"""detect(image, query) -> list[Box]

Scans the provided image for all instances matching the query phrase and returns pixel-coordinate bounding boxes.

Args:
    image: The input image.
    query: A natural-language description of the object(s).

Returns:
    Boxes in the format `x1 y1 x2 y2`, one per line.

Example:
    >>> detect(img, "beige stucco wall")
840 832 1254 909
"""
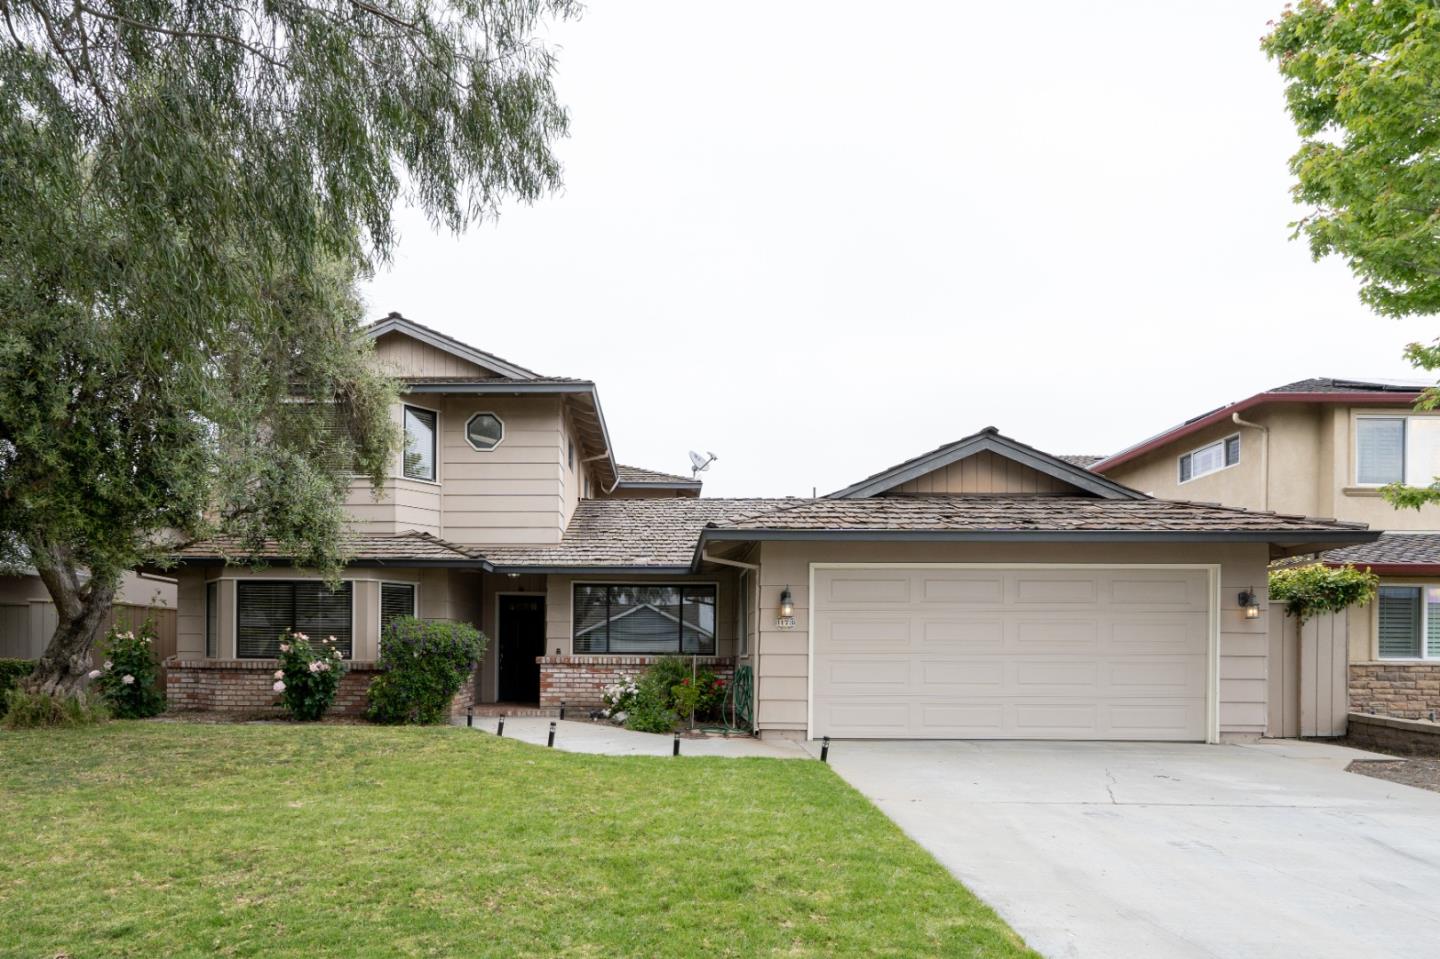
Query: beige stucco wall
748 540 1273 738
1104 403 1440 529
892 450 1079 495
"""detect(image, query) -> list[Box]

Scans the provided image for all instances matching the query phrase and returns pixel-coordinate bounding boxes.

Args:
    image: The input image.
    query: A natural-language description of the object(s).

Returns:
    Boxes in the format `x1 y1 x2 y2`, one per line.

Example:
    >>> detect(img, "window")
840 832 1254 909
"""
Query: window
1376 585 1440 660
464 411 504 451
572 584 717 654
236 581 353 658
1356 416 1440 487
1178 433 1240 483
205 581 219 658
380 582 416 633
403 406 437 481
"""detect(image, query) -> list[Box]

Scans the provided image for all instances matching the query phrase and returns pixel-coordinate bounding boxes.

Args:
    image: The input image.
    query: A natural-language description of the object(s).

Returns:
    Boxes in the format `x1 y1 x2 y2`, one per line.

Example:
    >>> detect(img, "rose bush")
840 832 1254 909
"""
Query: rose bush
92 620 166 719
275 631 345 721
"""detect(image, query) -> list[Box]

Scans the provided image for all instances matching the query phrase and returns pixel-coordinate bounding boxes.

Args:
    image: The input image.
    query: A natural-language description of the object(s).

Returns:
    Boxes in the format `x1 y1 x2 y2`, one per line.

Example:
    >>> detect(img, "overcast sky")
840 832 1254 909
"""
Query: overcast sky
362 1 1436 498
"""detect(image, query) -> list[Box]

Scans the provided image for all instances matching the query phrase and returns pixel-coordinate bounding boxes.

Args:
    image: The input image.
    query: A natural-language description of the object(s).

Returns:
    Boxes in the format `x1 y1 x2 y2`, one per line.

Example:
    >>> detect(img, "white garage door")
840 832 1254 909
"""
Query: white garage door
812 566 1213 741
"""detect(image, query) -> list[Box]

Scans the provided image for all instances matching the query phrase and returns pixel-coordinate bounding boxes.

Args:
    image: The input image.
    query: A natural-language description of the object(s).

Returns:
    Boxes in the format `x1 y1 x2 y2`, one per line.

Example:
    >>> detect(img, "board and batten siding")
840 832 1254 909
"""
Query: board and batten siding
373 331 494 379
889 450 1081 495
750 541 1274 739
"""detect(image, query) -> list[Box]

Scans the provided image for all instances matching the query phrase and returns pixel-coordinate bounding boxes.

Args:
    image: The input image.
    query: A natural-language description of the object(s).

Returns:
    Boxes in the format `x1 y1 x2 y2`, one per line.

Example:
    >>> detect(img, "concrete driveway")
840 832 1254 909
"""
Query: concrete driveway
821 739 1440 959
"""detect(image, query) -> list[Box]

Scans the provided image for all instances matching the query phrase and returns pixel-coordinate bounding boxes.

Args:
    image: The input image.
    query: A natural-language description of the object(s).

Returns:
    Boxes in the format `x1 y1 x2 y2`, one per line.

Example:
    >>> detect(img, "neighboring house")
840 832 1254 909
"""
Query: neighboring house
1091 377 1440 723
160 322 1374 741
0 568 177 660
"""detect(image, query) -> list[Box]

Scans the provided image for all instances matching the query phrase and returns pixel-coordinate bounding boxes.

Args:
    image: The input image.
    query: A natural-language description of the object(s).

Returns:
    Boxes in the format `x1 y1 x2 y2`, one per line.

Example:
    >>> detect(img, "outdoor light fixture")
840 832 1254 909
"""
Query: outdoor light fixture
779 587 794 618
1238 589 1261 620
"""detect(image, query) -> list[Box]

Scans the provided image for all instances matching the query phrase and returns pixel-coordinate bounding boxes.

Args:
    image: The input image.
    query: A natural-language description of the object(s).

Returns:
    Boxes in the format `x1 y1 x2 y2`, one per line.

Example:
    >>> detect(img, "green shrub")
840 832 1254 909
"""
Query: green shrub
367 617 485 725
276 631 346 721
1269 563 1380 624
91 620 166 719
619 656 728 732
2 688 109 729
0 659 32 717
624 696 676 733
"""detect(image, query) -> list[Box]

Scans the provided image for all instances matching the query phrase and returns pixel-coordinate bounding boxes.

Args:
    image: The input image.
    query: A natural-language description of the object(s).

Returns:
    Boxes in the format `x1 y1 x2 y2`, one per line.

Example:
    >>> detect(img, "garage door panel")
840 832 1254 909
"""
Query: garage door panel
1015 577 1098 605
920 618 1004 651
919 576 1004 604
822 575 910 605
916 659 1005 690
813 566 1213 741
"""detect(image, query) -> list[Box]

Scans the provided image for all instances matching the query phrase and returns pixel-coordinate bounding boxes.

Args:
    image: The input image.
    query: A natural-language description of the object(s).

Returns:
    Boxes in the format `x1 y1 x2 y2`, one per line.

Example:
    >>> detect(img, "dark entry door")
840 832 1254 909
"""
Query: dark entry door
497 595 546 703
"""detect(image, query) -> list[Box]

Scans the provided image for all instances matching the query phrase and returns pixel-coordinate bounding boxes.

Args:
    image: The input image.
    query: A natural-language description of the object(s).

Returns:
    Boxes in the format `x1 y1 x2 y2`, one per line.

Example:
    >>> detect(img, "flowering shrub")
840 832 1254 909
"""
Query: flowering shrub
275 631 345 721
618 656 728 732
600 675 639 719
92 620 166 719
367 617 485 724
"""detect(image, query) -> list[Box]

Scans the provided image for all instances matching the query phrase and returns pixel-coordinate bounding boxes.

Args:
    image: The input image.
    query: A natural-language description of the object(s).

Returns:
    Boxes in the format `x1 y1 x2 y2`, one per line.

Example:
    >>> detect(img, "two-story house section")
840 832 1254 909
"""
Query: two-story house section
1091 377 1440 720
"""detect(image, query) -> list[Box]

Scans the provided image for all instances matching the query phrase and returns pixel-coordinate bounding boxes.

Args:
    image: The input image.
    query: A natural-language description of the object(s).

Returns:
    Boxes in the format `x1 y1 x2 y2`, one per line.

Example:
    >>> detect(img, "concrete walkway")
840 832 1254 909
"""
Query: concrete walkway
822 738 1440 959
455 715 808 758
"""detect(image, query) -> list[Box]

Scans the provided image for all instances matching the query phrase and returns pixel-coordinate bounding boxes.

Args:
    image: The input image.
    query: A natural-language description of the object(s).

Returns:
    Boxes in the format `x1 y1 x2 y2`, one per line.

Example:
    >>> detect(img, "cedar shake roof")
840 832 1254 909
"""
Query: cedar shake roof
1058 454 1104 468
480 498 794 570
172 531 479 565
1320 532 1440 570
615 464 701 486
705 495 1370 535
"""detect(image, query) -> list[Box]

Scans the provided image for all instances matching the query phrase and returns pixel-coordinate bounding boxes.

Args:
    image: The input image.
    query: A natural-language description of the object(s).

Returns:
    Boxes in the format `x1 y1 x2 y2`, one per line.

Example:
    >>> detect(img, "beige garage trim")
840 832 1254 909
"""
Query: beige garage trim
808 564 1221 742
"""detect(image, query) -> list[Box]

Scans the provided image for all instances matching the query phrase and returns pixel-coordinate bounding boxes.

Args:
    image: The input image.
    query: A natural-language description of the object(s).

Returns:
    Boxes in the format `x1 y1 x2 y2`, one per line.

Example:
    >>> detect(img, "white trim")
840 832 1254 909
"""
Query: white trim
568 580 722 656
1178 433 1240 485
402 401 442 482
463 410 506 452
805 562 1222 744
1353 413 1407 487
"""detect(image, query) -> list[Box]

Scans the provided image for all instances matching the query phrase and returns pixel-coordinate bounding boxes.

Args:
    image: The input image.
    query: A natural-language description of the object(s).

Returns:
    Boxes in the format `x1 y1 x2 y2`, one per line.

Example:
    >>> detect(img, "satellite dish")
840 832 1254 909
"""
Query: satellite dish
688 450 718 477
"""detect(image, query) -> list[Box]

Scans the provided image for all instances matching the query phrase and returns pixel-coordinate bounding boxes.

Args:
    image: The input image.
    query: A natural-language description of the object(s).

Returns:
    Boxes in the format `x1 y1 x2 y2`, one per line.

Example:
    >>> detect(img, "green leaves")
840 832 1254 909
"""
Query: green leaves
1263 0 1440 318
1268 562 1379 624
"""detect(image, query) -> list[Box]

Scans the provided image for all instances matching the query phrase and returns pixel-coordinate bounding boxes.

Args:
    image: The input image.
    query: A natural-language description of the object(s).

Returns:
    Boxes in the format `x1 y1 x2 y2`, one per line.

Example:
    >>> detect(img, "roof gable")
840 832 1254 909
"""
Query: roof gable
829 428 1147 500
366 313 538 381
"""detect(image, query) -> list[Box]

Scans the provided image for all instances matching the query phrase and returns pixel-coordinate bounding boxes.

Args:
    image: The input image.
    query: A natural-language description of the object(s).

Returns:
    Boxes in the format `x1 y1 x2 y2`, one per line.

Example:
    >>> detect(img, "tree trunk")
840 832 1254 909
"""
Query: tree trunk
22 543 118 698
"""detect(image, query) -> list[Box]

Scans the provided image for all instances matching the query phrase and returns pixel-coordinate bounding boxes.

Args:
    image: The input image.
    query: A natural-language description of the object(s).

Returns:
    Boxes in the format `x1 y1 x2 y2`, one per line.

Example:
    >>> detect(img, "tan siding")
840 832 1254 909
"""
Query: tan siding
752 540 1272 737
890 450 1077 495
373 331 491 378
438 395 564 546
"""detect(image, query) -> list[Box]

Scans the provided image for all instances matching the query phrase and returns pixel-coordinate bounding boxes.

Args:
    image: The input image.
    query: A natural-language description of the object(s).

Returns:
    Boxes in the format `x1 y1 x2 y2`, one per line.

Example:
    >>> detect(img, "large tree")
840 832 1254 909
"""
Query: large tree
0 0 575 695
1264 0 1440 506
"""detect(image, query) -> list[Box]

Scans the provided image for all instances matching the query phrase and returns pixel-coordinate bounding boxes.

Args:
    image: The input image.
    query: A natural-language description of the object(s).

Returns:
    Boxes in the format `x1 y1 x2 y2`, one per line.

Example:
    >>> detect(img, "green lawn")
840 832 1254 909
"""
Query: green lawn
0 723 1035 959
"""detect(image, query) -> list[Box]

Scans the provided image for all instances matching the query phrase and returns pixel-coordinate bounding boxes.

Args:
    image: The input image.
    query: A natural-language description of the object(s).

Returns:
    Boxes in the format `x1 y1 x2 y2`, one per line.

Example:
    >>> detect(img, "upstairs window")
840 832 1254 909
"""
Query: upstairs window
1377 585 1440 660
572 584 717 654
465 412 504 451
403 406 437 481
236 581 353 659
1356 416 1440 487
1179 434 1239 484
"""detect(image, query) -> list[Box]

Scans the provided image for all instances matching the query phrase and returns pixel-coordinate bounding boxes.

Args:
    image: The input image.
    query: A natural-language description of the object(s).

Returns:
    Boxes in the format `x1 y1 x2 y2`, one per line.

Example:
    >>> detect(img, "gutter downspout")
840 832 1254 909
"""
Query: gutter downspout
1232 412 1269 511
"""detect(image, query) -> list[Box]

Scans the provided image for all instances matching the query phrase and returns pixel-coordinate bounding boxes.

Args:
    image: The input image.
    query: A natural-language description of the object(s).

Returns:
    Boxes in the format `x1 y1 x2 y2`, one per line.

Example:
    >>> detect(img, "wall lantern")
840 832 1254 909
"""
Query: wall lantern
1238 589 1261 619
779 587 795 618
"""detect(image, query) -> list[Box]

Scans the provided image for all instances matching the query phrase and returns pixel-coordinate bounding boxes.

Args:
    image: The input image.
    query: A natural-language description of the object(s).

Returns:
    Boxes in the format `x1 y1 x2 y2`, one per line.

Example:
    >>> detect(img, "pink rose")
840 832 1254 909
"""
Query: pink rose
87 669 102 679
121 675 135 685
273 670 283 679
273 680 286 693
279 643 290 653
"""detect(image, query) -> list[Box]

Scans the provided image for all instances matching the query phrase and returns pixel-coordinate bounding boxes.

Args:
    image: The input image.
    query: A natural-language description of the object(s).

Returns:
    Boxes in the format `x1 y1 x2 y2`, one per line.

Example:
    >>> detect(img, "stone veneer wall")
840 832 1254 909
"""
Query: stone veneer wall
1350 663 1440 721
537 655 735 711
166 659 474 719
1345 712 1440 757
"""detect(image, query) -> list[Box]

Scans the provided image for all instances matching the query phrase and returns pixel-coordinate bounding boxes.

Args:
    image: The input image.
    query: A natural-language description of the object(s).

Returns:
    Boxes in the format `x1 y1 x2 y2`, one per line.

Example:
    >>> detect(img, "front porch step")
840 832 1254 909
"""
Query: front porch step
469 703 567 718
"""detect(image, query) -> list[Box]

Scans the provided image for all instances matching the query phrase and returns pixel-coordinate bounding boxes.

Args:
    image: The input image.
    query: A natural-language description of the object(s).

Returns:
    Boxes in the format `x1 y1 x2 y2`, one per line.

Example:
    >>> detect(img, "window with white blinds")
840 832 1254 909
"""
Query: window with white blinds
572 584 717 654
380 583 417 634
403 406 437 481
236 581 353 659
1357 417 1406 485
1375 585 1440 660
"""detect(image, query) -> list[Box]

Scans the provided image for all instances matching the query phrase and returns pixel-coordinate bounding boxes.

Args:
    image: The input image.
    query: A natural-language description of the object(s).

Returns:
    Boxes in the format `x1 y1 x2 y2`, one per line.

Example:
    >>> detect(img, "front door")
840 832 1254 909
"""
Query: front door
497 595 546 703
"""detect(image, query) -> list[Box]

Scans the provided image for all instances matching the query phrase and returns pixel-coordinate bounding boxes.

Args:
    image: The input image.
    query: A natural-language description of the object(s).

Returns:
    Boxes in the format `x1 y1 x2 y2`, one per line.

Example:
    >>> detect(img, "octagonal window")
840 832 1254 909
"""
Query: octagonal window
465 412 504 451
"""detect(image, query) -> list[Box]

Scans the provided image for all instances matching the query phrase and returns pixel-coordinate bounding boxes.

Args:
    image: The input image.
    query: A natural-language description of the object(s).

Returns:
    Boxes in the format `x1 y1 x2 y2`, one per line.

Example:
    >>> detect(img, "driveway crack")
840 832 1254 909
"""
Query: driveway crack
1105 767 1118 804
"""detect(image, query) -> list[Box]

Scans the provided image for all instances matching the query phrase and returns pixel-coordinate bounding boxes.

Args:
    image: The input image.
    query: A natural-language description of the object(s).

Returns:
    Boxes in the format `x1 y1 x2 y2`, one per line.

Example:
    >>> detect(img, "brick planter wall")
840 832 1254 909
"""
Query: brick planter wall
1345 712 1440 757
1349 663 1440 721
167 659 474 719
538 655 735 711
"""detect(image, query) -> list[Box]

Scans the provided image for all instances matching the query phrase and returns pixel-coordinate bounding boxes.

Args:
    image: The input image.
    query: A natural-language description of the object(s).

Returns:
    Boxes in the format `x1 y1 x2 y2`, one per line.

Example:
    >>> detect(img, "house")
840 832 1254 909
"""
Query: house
1090 377 1440 724
161 321 1375 741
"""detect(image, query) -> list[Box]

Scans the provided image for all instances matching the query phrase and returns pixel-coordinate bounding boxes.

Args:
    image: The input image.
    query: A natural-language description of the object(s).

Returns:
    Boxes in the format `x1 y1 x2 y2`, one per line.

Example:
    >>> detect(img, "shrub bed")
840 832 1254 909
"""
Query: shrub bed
603 656 728 733
367 617 485 725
